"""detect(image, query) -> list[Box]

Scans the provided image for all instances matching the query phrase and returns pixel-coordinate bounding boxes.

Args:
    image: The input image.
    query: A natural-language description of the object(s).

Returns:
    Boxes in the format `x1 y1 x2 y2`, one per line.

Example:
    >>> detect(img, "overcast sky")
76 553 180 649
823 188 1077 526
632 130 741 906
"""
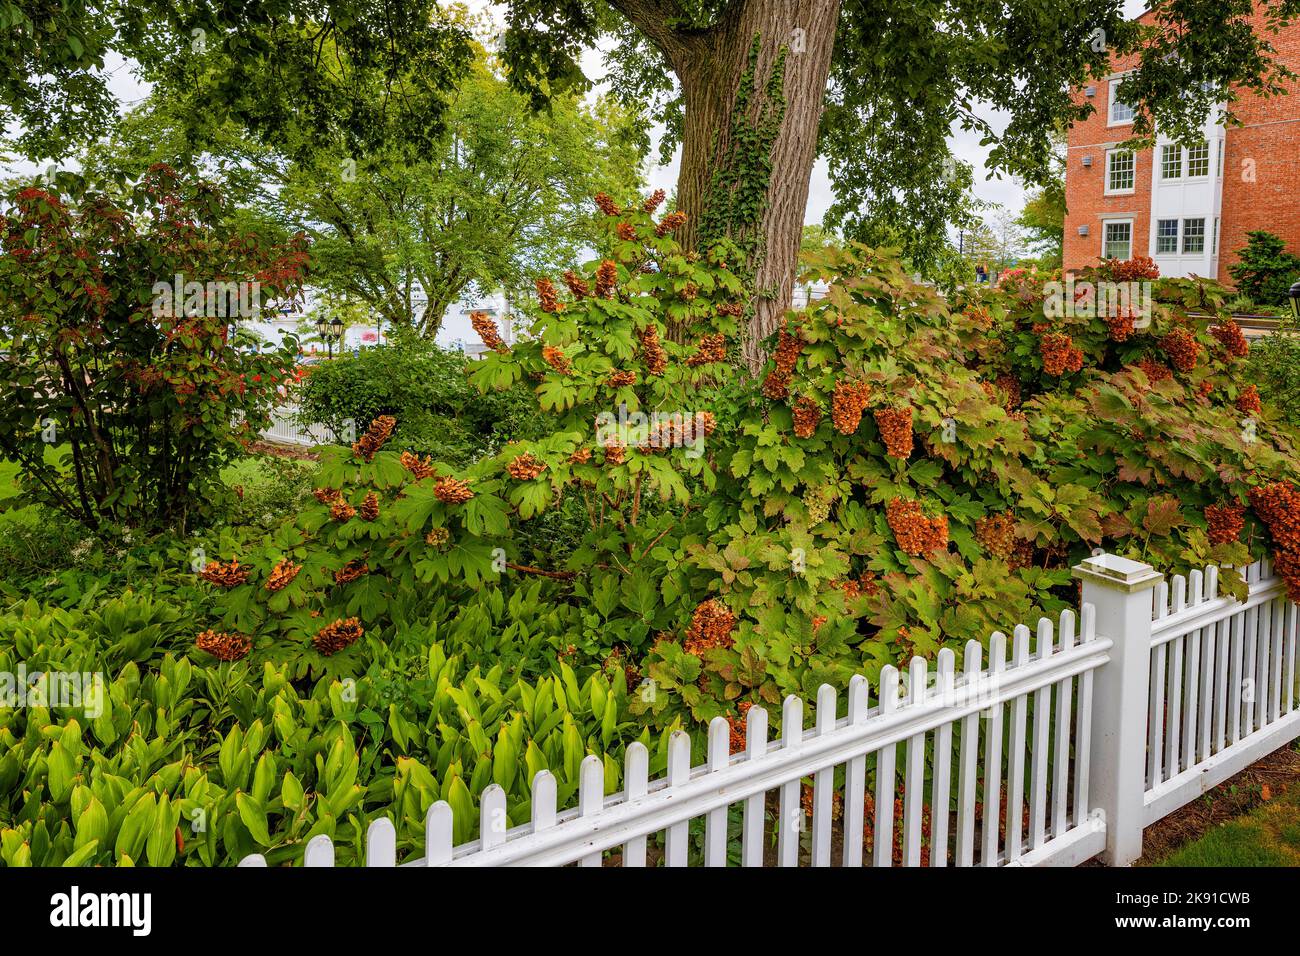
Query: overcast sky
4 0 1150 229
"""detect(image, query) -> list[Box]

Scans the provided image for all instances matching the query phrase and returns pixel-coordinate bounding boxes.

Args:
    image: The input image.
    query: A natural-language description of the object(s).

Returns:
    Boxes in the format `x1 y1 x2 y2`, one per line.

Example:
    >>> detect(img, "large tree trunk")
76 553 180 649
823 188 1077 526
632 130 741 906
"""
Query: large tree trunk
647 0 840 372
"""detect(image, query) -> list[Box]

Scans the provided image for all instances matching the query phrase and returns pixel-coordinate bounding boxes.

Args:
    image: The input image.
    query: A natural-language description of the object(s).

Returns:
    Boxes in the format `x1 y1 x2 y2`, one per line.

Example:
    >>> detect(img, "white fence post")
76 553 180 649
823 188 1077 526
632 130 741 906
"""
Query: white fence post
1072 552 1162 866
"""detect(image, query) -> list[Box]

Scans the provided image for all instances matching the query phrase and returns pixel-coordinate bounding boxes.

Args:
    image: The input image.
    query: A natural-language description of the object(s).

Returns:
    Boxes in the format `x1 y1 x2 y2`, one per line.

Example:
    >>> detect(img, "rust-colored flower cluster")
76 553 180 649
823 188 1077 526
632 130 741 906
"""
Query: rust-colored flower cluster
536 277 562 313
1248 483 1300 600
562 270 590 299
643 189 666 213
425 527 450 547
542 345 572 375
975 511 1018 558
762 329 802 400
359 491 379 521
313 617 364 655
725 701 754 751
964 306 992 330
1205 501 1245 545
683 599 736 656
686 333 727 367
607 370 636 388
1040 332 1083 376
334 558 369 584
352 415 396 461
616 222 637 242
1105 311 1135 342
831 380 871 435
569 447 592 465
433 476 474 504
834 571 881 606
264 557 302 592
196 629 252 662
400 451 437 480
639 323 668 375
330 498 357 521
1211 319 1250 358
886 498 949 556
507 453 546 480
595 260 618 299
1198 380 1214 401
655 211 687 237
874 406 914 458
994 373 1021 409
200 558 248 588
792 396 822 438
1237 384 1262 416
471 311 507 353
1135 357 1173 383
593 192 620 216
1160 327 1200 372
313 487 342 505
603 439 626 465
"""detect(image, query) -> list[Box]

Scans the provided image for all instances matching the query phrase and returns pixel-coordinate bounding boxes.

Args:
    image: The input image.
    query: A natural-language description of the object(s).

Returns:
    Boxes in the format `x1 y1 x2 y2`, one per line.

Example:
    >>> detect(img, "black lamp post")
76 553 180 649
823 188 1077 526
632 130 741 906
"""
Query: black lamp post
315 316 344 359
1289 281 1300 325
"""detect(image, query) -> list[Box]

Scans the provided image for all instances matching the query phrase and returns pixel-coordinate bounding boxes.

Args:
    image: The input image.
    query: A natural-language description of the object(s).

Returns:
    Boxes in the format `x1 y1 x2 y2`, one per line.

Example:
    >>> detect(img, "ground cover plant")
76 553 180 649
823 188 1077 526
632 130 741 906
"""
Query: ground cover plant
4 192 1300 866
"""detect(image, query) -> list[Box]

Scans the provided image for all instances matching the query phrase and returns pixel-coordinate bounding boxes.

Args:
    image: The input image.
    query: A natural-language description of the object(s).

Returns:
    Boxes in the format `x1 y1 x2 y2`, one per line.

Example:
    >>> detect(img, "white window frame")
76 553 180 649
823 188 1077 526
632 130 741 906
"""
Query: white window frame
1102 218 1135 260
1109 77 1135 126
1212 217 1220 256
1154 219 1179 255
1182 217 1206 255
1185 141 1211 179
1105 149 1136 195
1160 144 1182 180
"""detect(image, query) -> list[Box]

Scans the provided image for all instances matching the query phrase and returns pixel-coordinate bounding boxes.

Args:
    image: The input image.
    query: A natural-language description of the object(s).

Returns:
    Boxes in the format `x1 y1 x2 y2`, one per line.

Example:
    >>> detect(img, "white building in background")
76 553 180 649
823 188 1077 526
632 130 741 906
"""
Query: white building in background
235 286 517 359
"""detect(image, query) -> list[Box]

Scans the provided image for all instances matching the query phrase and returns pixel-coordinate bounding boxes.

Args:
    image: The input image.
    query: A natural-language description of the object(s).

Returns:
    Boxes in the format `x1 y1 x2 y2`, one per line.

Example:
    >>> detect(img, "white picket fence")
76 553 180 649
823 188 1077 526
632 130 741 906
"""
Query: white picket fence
260 404 337 447
239 552 1300 868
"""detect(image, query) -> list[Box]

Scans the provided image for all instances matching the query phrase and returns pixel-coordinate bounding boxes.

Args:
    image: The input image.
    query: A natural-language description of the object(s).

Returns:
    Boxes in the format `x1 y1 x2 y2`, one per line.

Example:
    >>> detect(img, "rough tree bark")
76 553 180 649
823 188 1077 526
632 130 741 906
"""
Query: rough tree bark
610 0 841 373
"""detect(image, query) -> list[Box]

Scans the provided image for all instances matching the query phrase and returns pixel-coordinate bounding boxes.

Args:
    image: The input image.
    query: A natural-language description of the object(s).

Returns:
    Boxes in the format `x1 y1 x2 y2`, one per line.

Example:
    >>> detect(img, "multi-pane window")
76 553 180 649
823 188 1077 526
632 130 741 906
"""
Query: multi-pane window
1161 145 1183 179
1110 79 1134 124
1104 221 1133 259
1156 219 1179 254
1186 142 1211 177
1217 139 1224 177
1213 218 1220 255
1107 150 1135 192
1183 217 1206 254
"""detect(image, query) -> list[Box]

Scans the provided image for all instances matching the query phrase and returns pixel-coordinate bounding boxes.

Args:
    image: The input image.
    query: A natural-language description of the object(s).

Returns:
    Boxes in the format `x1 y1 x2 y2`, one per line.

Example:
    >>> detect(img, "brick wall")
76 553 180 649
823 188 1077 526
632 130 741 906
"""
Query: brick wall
1063 7 1300 286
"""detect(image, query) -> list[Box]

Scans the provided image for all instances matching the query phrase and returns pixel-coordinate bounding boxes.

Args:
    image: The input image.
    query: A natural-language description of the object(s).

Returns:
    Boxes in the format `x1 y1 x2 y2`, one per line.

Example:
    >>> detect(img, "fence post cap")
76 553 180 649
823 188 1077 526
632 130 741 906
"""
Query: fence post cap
1071 552 1162 592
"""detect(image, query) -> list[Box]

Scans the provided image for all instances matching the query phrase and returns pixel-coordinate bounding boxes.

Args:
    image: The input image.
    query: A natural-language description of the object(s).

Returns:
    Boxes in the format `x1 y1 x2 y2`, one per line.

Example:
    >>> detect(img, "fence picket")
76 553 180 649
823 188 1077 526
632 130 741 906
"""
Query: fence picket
980 633 1006 867
1073 603 1096 827
1244 604 1259 735
705 717 731 867
1029 618 1054 850
425 802 453 866
930 650 955 867
621 746 648 866
777 696 803 867
481 784 508 853
954 643 981 867
1257 599 1273 731
903 658 928 867
664 731 691 867
873 666 900 867
304 834 335 868
1271 599 1285 724
811 685 838 867
1052 611 1075 838
578 757 604 867
1182 572 1202 769
742 706 769 867
366 817 397 867
843 676 869 868
1287 602 1297 715
1005 626 1030 862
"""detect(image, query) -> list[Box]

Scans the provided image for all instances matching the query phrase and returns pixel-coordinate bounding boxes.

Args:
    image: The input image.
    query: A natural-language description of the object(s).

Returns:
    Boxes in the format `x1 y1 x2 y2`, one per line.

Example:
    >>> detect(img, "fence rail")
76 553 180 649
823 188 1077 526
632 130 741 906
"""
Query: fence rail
240 552 1300 868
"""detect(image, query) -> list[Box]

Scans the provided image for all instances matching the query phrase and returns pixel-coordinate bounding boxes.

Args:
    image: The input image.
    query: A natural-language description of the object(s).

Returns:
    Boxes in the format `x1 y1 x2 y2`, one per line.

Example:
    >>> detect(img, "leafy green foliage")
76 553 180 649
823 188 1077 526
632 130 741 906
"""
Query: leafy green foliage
1229 231 1300 307
0 167 307 534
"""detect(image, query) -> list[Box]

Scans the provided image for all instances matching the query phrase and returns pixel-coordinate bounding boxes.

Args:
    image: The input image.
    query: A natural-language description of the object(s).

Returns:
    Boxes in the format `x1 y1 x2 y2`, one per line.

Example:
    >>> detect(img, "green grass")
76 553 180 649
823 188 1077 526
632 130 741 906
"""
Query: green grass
1158 780 1300 867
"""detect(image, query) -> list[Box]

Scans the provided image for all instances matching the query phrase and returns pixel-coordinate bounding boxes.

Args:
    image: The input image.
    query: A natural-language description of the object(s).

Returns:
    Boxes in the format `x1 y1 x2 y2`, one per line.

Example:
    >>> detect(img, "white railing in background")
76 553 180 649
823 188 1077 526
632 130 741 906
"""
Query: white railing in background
239 553 1300 868
260 404 337 447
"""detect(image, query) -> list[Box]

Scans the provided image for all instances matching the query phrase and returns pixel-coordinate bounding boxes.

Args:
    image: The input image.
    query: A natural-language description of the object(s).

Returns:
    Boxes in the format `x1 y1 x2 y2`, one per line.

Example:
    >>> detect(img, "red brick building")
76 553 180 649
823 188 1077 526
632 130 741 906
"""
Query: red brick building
1063 7 1300 284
